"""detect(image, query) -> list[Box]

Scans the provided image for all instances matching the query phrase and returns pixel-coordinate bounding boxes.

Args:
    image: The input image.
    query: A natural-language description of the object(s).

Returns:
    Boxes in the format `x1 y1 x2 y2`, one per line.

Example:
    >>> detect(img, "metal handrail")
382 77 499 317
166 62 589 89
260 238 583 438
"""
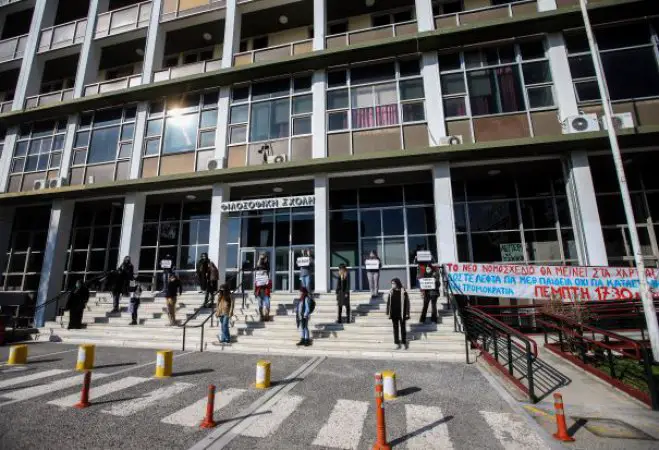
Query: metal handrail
434 0 537 26
466 305 538 357
160 0 226 21
325 19 417 46
233 37 313 65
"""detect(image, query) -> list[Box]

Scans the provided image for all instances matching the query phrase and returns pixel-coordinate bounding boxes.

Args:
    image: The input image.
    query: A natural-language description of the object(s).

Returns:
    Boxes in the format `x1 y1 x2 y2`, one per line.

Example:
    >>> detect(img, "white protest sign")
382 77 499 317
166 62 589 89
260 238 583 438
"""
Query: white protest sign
365 259 380 271
255 271 270 287
161 260 172 269
416 251 433 262
296 257 310 267
419 278 436 290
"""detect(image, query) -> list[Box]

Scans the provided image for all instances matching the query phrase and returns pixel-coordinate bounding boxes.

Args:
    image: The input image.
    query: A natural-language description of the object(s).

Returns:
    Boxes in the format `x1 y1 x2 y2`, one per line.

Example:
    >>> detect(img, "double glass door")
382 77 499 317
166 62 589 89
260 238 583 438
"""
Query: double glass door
240 246 312 292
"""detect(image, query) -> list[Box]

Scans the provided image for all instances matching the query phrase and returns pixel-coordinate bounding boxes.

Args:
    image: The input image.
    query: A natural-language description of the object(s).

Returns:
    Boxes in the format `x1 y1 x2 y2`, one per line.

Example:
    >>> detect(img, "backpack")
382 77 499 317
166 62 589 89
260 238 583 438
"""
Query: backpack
308 296 316 314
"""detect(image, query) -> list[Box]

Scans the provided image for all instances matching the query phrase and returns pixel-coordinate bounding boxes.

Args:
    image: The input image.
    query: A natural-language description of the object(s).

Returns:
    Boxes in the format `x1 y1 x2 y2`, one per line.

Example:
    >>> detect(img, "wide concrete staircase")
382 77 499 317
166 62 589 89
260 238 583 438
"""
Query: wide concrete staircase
37 291 467 361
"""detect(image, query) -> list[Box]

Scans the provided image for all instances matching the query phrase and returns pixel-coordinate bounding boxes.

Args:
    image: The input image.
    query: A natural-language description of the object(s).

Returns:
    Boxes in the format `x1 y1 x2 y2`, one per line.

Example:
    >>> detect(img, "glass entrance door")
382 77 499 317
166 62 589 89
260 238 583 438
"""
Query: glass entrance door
240 248 272 291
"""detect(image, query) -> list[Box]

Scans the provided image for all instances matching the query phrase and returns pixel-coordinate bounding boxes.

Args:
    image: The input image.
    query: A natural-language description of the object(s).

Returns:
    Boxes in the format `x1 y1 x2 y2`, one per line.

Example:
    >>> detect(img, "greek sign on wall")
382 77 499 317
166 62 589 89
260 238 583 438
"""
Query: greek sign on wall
220 195 315 212
500 243 524 262
444 262 659 301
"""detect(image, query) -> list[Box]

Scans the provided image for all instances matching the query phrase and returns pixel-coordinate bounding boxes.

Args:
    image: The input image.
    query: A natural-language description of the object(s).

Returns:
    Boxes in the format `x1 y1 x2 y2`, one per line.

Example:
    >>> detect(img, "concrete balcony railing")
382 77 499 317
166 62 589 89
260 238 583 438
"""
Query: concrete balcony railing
434 0 538 29
0 33 28 63
38 19 87 53
153 57 222 82
161 0 226 22
95 1 152 39
0 100 12 113
326 20 417 49
83 74 142 96
25 88 74 109
0 0 25 7
233 38 313 66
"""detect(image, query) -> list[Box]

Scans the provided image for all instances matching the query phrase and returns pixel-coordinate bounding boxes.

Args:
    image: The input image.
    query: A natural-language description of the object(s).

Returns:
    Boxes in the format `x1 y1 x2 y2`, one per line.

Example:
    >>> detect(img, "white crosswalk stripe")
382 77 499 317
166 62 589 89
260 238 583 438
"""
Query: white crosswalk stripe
479 411 548 450
312 399 369 449
239 394 305 438
48 376 149 408
0 369 69 391
161 388 246 427
102 382 194 417
2 372 110 401
405 404 454 450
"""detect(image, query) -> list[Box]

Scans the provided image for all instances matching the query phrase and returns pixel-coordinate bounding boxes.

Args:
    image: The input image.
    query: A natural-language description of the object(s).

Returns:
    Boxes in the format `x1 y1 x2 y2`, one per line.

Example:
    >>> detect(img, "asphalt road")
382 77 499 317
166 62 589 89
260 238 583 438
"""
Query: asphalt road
0 343 553 450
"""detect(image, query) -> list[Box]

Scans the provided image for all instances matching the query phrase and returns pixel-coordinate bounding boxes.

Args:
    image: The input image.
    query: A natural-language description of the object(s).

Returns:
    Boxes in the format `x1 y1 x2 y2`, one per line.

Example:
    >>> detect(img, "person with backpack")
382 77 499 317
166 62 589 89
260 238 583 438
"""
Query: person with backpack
67 280 89 330
335 264 350 324
215 284 235 344
165 273 183 326
296 286 314 346
129 283 142 326
386 278 410 350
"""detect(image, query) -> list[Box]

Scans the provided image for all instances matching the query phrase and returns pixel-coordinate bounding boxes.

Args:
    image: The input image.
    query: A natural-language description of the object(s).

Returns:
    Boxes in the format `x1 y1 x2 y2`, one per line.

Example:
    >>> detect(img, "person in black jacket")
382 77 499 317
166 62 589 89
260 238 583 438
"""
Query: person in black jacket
386 278 410 350
166 273 183 326
67 280 89 329
419 265 440 324
335 264 350 324
197 253 210 293
112 256 134 312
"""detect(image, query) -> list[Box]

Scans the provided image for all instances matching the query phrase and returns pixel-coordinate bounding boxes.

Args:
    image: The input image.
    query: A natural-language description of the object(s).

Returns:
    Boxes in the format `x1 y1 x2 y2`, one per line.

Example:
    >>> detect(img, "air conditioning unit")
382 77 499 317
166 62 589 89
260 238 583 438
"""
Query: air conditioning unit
207 158 223 170
602 112 634 130
33 179 47 191
438 135 463 146
48 177 68 189
266 154 287 164
563 114 600 134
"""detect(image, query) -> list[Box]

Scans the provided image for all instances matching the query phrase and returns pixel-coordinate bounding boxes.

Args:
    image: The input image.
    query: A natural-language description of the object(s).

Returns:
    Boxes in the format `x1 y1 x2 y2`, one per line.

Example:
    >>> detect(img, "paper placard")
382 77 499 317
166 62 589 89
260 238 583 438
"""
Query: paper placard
365 260 380 270
416 251 433 262
419 278 436 290
161 260 172 269
255 271 269 287
296 256 310 267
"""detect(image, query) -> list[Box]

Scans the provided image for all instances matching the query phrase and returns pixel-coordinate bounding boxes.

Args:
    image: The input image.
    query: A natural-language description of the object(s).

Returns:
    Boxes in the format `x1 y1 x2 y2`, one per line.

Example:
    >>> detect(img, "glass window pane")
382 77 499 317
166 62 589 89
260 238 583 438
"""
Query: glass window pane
293 117 311 135
252 78 290 100
226 243 238 269
327 70 347 88
360 186 403 207
250 102 270 142
527 86 554 108
94 108 123 127
383 237 406 265
441 73 465 95
203 91 219 106
407 235 436 264
88 251 106 271
121 123 135 141
602 48 659 100
200 109 218 128
291 214 314 245
14 141 28 157
243 216 274 247
8 253 27 272
519 40 545 60
399 59 421 77
24 156 38 171
471 231 522 263
118 142 132 159
522 61 552 84
362 238 383 263
329 190 357 209
230 105 248 124
351 62 395 84
439 53 461 71
147 119 163 137
36 155 48 171
292 95 312 114
199 130 216 148
138 248 156 270
163 114 198 153
328 112 348 131
144 139 160 156
26 252 43 273
271 99 290 139
327 89 349 110
407 207 435 235
360 210 381 237
443 97 467 117
49 152 62 168
575 81 600 102
88 126 120 164
69 251 87 271
469 201 520 231
568 55 595 79
525 230 562 262
520 199 556 228
229 125 247 143
468 68 525 115
92 227 109 248
52 134 65 150
402 102 425 122
75 131 90 148
293 75 312 92
382 209 404 235
399 79 424 100
159 222 179 246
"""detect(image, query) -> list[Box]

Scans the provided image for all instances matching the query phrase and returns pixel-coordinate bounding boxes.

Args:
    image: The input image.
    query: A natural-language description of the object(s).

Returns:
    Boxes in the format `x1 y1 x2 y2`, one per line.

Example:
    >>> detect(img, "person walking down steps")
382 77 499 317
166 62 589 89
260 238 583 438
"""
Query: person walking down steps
296 286 313 347
129 283 142 326
386 278 410 350
66 280 89 330
335 264 350 324
166 273 182 326
215 284 235 344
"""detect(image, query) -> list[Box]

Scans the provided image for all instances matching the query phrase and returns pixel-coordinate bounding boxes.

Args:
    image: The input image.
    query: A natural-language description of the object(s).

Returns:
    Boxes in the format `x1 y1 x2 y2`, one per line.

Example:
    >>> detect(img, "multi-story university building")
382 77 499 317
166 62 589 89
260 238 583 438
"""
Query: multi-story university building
0 0 657 326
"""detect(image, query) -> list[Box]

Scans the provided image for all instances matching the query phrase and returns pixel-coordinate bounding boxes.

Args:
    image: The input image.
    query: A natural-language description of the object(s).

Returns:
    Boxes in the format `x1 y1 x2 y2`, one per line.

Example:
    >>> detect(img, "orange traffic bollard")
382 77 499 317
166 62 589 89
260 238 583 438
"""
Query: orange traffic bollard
372 372 392 450
552 393 575 442
74 371 92 409
200 384 217 429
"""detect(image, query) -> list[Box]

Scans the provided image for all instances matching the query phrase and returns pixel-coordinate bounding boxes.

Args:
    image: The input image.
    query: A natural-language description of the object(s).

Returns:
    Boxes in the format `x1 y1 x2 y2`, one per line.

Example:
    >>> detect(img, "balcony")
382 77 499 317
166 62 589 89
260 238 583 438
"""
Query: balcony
83 74 142 96
434 0 538 29
161 0 226 22
24 89 74 109
0 100 12 113
38 19 87 53
233 38 313 66
95 1 152 39
326 19 417 49
0 34 28 63
0 0 24 6
153 57 221 82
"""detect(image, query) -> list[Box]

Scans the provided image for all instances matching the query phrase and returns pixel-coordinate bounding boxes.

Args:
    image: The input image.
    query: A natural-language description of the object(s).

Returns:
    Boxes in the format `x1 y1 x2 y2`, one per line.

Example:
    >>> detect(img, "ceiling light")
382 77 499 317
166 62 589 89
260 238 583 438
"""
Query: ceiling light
365 0 375 6
273 187 284 193
373 178 385 185
488 169 501 176
111 201 122 207
135 48 144 56
279 15 288 24
186 194 197 200
202 32 212 41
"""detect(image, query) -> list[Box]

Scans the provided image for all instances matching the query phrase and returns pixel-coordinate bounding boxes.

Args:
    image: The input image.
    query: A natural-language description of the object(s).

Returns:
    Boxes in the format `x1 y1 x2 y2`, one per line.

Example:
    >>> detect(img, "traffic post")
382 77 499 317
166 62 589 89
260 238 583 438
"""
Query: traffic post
372 372 392 450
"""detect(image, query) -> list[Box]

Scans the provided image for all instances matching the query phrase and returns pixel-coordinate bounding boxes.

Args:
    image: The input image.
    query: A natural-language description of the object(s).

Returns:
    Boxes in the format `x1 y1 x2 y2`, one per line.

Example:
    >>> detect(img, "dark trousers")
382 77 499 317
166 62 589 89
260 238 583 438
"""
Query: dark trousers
69 307 83 329
392 318 407 344
337 295 350 323
204 281 218 306
130 299 140 324
112 292 121 311
420 291 438 323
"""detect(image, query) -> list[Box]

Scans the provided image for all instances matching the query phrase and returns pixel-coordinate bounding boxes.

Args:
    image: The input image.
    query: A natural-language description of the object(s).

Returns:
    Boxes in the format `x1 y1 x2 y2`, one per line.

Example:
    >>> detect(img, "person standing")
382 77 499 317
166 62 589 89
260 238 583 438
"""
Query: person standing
256 253 270 272
299 249 313 291
365 250 381 297
166 273 183 326
197 253 210 293
296 286 312 346
67 280 89 330
112 256 134 312
335 264 350 324
419 265 440 324
159 254 174 293
386 278 410 350
129 283 142 326
204 261 219 308
215 284 235 344
254 272 272 322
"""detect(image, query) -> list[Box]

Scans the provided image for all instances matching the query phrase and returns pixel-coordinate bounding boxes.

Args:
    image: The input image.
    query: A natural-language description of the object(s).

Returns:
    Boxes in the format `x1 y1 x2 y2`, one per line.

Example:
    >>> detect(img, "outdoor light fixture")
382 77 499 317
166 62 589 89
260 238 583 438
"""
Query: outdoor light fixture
365 0 375 7
202 32 213 41
135 48 144 56
185 194 197 201
373 178 385 185
488 169 501 176
273 187 284 193
279 15 288 24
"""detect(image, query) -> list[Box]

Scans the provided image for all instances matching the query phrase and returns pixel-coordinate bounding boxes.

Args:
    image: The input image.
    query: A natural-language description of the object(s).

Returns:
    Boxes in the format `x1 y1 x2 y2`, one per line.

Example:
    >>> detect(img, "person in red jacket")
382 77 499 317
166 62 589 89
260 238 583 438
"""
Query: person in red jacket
254 273 272 322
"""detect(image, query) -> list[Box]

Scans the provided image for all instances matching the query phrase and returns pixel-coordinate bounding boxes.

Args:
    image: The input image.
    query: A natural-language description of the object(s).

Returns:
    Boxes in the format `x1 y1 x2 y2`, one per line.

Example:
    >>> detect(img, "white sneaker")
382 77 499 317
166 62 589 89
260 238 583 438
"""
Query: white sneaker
395 344 401 350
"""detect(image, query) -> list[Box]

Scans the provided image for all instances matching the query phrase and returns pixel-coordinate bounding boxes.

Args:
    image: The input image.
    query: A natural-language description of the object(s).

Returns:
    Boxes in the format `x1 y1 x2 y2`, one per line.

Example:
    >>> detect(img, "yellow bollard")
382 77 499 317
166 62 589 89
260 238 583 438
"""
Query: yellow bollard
255 360 271 389
154 350 173 378
75 344 95 371
382 370 397 400
7 345 28 365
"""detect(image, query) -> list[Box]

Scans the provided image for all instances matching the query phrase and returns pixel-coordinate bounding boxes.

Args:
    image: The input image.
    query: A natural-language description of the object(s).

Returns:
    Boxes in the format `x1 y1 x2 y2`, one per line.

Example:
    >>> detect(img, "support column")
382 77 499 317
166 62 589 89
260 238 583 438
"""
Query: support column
421 53 446 146
129 103 149 178
141 0 165 84
0 206 16 280
566 151 608 266
314 175 329 292
215 87 231 165
547 32 578 122
313 0 326 51
0 127 18 192
117 193 146 269
35 200 75 327
311 70 327 158
59 114 79 180
73 0 108 98
221 0 241 69
433 163 457 263
414 0 435 32
209 184 230 282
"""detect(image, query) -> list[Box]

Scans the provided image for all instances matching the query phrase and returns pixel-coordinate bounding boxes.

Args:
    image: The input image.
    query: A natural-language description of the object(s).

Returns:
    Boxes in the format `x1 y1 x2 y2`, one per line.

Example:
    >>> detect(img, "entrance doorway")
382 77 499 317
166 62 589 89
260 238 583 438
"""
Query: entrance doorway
239 248 272 291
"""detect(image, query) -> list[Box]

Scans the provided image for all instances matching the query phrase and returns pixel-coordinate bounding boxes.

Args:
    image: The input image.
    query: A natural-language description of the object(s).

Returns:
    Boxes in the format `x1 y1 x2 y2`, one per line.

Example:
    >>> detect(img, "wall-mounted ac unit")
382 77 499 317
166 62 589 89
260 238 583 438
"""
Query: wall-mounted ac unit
602 112 634 130
563 114 600 133
266 154 287 164
438 135 463 146
33 179 47 191
207 158 223 170
48 177 68 189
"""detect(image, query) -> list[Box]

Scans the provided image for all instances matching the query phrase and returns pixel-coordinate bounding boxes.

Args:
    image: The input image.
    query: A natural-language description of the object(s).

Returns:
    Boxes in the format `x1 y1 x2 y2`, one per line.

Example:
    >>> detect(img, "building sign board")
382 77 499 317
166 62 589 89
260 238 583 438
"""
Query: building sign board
500 243 524 262
220 195 315 212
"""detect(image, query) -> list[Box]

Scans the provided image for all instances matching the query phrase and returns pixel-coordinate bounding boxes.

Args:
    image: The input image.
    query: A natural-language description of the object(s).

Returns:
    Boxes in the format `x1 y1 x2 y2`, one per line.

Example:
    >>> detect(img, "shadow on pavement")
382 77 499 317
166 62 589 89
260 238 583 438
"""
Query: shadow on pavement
389 415 454 447
171 368 214 377
397 386 422 397
94 362 137 369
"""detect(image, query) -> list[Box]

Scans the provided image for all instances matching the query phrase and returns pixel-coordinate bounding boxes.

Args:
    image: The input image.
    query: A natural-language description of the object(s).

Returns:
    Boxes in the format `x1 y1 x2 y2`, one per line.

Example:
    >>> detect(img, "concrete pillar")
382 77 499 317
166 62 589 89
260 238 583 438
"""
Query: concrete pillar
547 32 578 122
421 53 446 146
566 151 608 266
0 127 18 192
214 87 231 165
0 206 16 279
221 0 241 69
59 114 78 180
11 0 56 110
314 175 329 292
415 0 435 32
141 0 165 84
433 163 457 263
537 0 557 11
129 103 149 178
209 184 230 282
73 0 109 98
311 70 327 158
35 200 75 327
313 0 326 51
117 193 146 269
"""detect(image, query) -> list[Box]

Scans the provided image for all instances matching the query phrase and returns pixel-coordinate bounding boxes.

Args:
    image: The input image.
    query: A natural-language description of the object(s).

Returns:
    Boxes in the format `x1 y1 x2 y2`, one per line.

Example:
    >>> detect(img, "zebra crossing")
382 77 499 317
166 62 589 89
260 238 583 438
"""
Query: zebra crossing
0 368 548 449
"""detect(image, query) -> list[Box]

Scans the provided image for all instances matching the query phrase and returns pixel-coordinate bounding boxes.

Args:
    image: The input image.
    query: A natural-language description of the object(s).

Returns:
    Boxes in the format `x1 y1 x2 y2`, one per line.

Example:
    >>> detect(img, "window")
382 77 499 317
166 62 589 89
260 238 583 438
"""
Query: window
432 1 463 15
326 58 425 132
105 64 134 80
372 8 414 27
328 21 348 35
11 119 67 175
440 38 554 117
228 75 312 145
164 47 215 68
72 106 136 167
